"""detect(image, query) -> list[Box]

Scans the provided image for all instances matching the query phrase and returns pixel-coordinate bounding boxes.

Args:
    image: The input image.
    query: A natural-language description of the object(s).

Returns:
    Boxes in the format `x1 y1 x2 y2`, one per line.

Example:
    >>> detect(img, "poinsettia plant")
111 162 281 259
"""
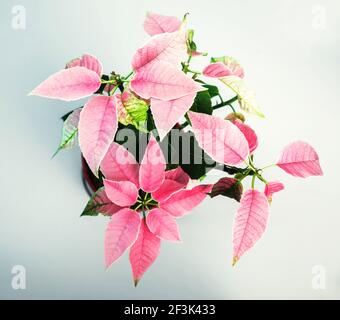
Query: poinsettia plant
30 12 323 285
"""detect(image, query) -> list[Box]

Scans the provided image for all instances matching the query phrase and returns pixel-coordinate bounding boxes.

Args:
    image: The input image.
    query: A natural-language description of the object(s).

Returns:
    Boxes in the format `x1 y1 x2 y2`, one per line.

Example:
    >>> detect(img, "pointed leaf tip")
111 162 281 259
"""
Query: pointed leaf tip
232 256 238 267
134 279 140 287
30 66 101 101
277 141 323 178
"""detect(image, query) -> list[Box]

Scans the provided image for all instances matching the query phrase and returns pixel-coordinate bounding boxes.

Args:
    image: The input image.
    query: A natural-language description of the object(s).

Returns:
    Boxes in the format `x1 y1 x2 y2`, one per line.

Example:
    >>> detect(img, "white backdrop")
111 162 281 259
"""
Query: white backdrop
0 0 339 299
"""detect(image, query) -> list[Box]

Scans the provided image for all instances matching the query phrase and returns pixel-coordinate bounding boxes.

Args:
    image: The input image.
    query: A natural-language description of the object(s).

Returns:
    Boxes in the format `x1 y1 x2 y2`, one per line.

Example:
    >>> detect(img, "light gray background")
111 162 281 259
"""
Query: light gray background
0 0 339 299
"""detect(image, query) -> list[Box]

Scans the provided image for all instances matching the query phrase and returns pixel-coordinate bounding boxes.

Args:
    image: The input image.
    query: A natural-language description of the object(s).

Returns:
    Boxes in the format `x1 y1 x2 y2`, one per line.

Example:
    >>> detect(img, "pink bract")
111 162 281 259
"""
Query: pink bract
78 95 118 177
102 136 211 282
130 61 203 101
277 141 323 178
203 61 244 79
264 181 285 204
151 93 196 140
66 54 103 77
143 12 182 36
129 220 161 285
188 111 249 166
30 66 101 101
232 119 258 154
132 31 187 70
232 189 269 264
105 208 141 268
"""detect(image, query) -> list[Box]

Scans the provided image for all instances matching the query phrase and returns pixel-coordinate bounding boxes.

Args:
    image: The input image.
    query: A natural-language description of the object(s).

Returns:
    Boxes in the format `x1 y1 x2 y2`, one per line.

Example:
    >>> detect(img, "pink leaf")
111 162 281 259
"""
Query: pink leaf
147 208 181 241
143 12 181 36
277 141 323 178
232 190 269 264
150 93 196 140
160 184 212 217
132 31 187 70
103 179 138 207
78 96 118 176
188 111 249 166
164 167 190 186
129 220 161 286
66 54 103 76
30 66 101 101
232 119 258 154
152 167 190 202
130 61 203 101
151 179 184 202
203 62 236 78
139 135 166 193
203 59 244 79
105 208 141 268
101 142 139 187
264 181 285 204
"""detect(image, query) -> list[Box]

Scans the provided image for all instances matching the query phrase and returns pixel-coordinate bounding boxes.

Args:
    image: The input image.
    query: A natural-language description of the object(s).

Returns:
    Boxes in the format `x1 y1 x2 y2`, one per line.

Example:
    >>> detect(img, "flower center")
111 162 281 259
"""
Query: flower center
130 190 158 212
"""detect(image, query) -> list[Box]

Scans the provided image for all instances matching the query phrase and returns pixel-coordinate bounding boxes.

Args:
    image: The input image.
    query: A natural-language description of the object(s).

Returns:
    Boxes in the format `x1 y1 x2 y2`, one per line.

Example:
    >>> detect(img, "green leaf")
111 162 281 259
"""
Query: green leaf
202 84 219 97
190 91 212 115
81 187 118 216
220 76 265 118
53 108 82 157
186 29 197 52
118 90 149 130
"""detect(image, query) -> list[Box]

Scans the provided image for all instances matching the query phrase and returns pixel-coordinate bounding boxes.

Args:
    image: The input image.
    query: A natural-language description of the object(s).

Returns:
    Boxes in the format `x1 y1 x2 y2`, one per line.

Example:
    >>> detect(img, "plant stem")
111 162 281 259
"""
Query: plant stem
261 164 276 171
122 71 134 80
212 95 238 111
251 174 256 189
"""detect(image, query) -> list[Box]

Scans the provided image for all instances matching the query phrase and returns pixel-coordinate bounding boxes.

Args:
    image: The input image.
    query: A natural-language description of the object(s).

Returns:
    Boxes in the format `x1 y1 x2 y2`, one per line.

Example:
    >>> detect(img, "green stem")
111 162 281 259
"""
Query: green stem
212 96 238 111
261 164 276 171
109 85 119 96
122 71 134 80
251 174 256 189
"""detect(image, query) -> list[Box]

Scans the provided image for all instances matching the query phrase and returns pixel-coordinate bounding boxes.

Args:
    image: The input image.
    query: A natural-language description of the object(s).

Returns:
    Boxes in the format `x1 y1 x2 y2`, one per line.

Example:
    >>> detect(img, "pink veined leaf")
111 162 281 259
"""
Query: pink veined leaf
103 179 139 207
202 62 241 78
232 190 269 265
66 54 103 76
232 119 258 154
130 61 203 101
78 96 118 177
276 141 323 178
188 111 249 166
208 56 245 78
152 166 190 202
129 220 161 286
160 184 212 217
132 31 187 70
105 208 141 268
264 181 285 204
29 66 101 101
164 167 190 186
139 135 166 193
81 188 123 216
143 12 182 36
152 179 184 202
150 93 196 140
146 208 181 242
101 142 140 187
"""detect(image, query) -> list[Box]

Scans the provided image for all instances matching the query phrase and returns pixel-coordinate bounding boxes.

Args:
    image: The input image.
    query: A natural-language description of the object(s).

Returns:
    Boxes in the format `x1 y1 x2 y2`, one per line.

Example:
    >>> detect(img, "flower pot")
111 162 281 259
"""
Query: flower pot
81 156 103 196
